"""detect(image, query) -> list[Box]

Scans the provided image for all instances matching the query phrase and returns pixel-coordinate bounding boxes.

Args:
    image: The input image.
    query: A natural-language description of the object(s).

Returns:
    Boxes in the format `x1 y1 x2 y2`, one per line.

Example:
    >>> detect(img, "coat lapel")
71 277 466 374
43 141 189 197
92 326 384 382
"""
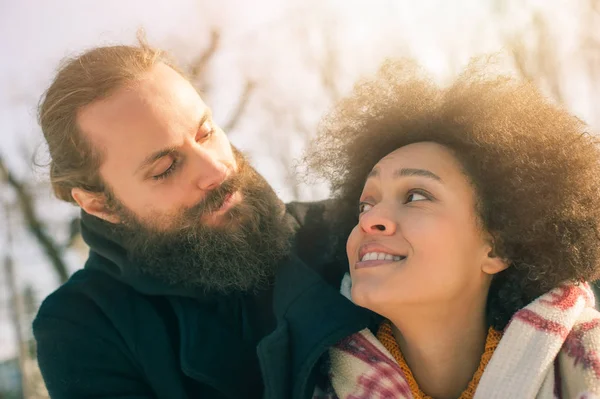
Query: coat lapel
259 256 374 399
169 297 262 399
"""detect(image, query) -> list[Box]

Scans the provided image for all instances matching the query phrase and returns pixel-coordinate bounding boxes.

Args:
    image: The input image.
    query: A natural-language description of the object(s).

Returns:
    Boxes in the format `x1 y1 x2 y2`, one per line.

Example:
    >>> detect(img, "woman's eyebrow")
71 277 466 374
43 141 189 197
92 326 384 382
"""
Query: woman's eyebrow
394 168 442 181
367 167 442 182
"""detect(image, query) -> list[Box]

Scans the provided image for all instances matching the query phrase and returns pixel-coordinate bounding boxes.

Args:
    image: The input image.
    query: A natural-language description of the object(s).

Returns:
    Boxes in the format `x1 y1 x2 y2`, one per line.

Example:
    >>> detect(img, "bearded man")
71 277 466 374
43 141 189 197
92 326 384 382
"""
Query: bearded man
33 43 372 399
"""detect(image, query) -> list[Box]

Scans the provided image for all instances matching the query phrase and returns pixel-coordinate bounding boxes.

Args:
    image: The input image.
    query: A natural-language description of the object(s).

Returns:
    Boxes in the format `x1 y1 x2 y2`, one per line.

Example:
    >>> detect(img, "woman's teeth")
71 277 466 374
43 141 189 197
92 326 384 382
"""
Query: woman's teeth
360 252 405 262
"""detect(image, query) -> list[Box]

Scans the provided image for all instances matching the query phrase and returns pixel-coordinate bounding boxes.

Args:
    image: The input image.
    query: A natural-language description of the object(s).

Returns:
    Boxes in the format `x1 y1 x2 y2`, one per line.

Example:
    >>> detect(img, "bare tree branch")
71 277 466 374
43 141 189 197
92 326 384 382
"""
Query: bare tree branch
188 30 220 85
4 206 34 399
0 155 69 283
507 37 534 82
320 29 341 102
223 80 256 132
532 14 565 104
505 13 565 105
296 20 342 103
66 216 82 248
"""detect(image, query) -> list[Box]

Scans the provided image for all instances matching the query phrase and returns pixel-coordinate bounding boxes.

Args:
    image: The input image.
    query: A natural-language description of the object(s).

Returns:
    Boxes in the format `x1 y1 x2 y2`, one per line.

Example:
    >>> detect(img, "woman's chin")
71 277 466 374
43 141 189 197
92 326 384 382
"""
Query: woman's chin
350 280 397 313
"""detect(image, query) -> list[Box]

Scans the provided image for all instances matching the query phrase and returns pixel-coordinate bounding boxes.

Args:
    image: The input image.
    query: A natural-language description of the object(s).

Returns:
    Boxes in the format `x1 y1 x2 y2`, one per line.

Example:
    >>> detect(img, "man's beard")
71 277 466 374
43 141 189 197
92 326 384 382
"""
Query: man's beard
106 150 293 295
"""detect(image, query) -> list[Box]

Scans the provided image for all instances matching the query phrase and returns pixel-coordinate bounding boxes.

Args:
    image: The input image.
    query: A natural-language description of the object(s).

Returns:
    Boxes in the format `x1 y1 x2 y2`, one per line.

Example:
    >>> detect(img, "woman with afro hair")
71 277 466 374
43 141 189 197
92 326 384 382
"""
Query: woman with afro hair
306 60 600 398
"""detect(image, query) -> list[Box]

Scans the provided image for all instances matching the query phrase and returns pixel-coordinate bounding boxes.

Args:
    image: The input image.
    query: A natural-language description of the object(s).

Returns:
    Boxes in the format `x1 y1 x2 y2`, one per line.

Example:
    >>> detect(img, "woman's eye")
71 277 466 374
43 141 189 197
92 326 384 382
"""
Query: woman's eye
359 202 373 213
406 191 429 203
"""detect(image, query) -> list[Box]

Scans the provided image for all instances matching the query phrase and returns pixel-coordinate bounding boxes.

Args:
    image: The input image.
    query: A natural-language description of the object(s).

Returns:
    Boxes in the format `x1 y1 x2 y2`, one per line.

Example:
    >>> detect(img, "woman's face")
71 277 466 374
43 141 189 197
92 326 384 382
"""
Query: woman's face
346 142 506 316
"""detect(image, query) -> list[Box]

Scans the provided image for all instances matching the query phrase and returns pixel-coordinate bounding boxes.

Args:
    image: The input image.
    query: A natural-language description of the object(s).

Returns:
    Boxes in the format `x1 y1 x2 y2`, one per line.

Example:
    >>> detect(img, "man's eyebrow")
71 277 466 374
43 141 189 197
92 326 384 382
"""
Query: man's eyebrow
135 147 177 175
135 108 213 175
366 167 442 182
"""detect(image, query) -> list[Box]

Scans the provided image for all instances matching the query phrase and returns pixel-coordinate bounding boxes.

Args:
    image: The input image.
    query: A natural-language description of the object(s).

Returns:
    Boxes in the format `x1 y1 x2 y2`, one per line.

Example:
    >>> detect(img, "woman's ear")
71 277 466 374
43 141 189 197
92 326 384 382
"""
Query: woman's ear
481 249 509 275
72 187 120 224
481 233 509 275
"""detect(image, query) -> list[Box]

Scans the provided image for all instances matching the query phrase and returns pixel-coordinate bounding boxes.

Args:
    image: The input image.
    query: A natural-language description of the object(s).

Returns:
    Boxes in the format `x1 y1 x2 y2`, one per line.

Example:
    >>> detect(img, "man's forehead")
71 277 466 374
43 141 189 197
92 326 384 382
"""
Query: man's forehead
76 64 205 153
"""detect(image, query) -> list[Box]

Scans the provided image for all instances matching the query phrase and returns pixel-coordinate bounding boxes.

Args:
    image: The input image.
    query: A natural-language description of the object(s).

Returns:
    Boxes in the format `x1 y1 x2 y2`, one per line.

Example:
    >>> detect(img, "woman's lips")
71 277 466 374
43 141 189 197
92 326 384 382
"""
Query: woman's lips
356 243 406 270
355 257 406 270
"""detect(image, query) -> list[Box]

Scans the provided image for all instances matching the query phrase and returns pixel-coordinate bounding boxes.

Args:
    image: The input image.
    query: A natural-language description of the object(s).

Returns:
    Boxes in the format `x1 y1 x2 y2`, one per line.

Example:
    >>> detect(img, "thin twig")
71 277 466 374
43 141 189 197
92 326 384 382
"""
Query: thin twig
223 80 256 132
0 155 68 283
188 30 221 82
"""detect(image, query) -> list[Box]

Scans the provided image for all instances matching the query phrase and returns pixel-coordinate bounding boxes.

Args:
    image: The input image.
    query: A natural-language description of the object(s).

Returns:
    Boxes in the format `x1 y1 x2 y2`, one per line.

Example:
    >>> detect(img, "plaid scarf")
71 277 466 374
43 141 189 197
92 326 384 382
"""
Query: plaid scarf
319 281 600 399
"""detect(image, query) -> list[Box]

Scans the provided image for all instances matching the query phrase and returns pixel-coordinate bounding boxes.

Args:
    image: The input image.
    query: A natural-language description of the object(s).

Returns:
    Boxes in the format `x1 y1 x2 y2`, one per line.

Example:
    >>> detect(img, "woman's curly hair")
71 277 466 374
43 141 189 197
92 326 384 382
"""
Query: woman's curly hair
305 59 600 330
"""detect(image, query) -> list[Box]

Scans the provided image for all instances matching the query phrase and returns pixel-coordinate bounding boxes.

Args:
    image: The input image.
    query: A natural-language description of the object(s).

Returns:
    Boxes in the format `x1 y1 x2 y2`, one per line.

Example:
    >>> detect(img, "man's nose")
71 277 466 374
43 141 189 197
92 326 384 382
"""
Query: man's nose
192 149 230 191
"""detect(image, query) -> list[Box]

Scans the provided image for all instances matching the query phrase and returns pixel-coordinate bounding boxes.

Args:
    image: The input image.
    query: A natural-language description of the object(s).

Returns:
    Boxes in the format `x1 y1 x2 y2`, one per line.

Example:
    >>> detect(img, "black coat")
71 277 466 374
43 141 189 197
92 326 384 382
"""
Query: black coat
33 201 374 399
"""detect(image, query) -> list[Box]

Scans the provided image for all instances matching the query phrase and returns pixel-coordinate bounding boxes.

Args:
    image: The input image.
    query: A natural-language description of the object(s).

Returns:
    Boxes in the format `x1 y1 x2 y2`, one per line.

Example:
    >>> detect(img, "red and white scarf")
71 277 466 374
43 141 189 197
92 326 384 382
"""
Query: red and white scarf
322 281 600 399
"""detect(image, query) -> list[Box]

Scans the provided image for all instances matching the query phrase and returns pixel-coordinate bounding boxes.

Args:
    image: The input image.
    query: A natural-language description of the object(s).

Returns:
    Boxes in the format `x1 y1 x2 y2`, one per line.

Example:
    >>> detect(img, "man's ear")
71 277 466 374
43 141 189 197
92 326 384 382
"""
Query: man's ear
71 187 120 224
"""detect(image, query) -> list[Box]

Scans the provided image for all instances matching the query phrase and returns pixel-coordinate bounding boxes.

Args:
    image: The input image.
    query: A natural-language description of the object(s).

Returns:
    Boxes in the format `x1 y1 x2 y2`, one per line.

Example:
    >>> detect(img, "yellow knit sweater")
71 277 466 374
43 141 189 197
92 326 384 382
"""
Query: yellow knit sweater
376 320 502 399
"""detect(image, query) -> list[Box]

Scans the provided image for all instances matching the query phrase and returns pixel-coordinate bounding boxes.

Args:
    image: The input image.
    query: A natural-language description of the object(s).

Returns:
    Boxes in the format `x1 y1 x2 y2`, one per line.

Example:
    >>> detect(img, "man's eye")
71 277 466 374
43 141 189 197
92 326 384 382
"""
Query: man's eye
359 202 373 213
152 159 179 181
198 120 215 141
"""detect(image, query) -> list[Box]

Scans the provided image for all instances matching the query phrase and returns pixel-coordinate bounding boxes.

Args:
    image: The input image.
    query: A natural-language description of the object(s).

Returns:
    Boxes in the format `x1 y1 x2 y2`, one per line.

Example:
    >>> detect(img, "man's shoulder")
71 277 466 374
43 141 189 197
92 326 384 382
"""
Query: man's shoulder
34 267 141 332
285 199 337 227
286 199 348 286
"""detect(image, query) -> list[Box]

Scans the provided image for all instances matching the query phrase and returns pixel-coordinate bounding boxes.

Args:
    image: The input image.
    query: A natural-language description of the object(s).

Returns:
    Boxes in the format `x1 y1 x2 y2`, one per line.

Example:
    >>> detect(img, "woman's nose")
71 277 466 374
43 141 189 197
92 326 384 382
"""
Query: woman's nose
359 206 397 235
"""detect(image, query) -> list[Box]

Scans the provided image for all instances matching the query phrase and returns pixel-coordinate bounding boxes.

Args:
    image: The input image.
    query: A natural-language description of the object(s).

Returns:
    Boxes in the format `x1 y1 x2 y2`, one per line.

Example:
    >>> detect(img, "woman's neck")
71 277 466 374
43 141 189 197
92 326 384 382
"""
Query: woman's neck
387 299 489 399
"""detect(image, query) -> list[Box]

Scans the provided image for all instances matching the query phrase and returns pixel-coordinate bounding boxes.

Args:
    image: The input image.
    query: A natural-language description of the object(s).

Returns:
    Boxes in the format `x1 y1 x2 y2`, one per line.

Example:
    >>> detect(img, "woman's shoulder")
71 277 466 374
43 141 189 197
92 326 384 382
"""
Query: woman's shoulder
559 305 600 363
557 306 600 396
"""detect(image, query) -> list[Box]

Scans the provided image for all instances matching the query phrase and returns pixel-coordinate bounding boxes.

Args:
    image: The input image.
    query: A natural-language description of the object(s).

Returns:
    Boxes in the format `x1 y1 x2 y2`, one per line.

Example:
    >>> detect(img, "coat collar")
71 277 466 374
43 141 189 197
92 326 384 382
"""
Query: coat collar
259 256 374 399
168 294 265 398
167 255 372 399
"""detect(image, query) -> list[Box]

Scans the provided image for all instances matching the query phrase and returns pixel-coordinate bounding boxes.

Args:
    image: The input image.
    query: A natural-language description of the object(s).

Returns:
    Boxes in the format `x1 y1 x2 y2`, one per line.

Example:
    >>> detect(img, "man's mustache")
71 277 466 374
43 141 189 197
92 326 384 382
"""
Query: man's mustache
183 172 244 221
